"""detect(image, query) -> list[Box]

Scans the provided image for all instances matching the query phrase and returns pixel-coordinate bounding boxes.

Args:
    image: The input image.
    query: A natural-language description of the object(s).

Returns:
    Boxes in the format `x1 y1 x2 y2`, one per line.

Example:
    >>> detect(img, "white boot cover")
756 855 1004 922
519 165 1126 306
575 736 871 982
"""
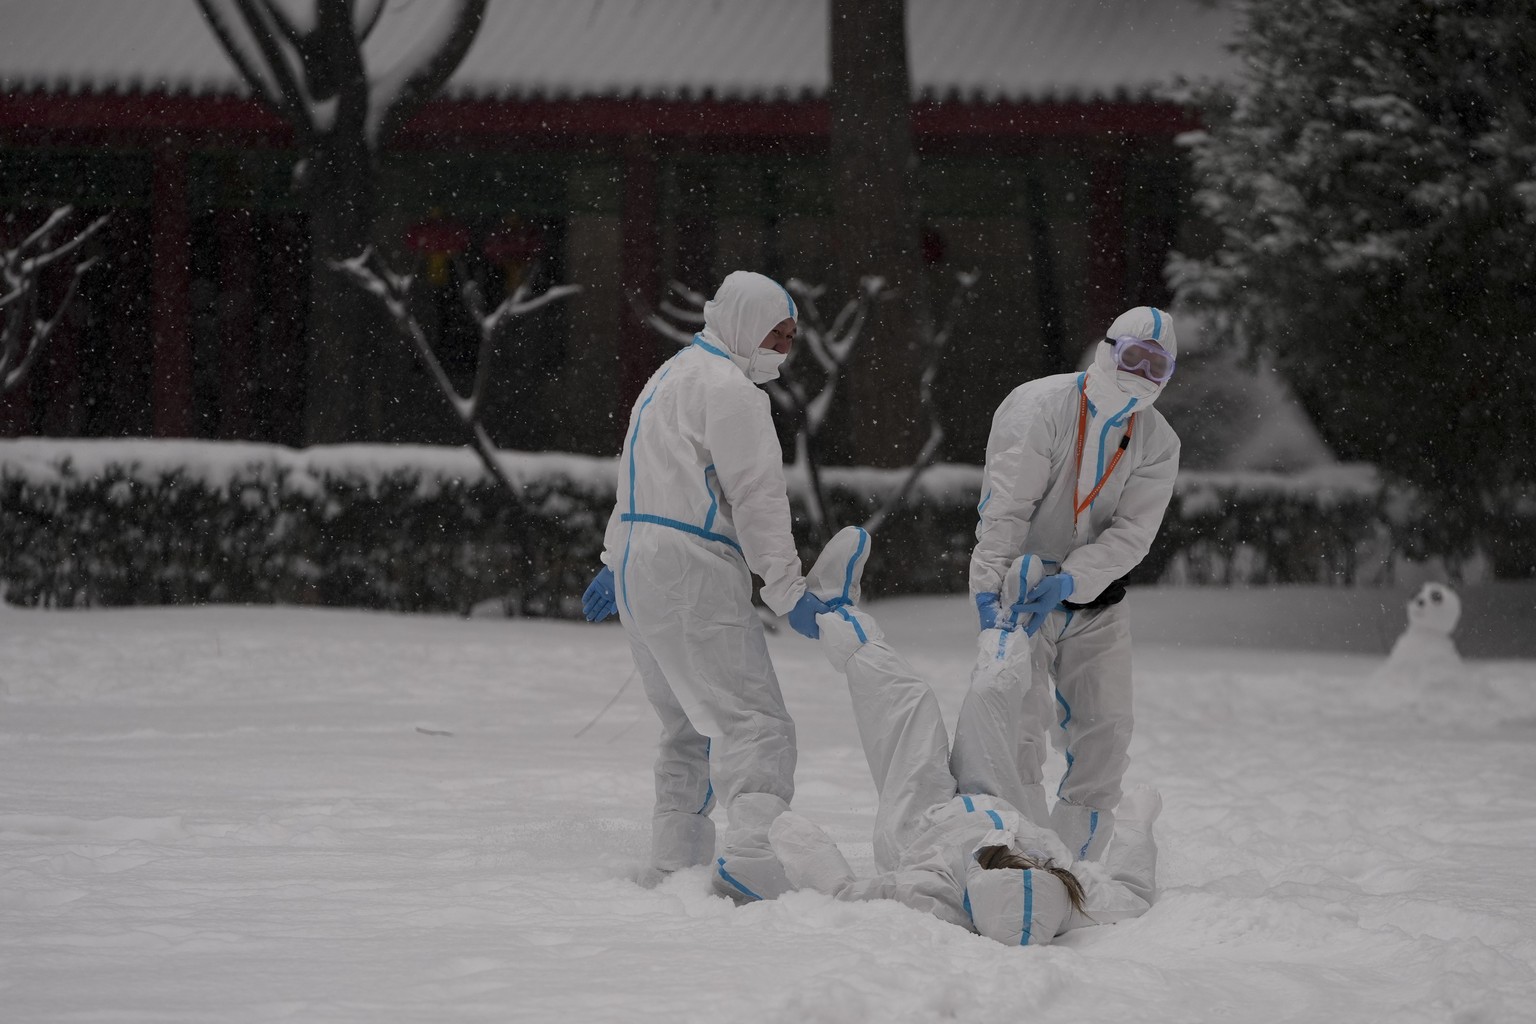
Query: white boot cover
713 792 792 903
805 525 871 607
651 809 716 874
1050 799 1115 863
768 811 856 894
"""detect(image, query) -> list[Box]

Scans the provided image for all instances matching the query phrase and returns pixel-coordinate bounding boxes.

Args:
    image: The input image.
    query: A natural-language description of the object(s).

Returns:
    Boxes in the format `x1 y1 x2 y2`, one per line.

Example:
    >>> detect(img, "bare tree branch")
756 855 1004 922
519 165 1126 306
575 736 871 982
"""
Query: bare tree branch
371 0 488 145
354 0 388 41
195 0 286 110
224 0 316 132
2 209 109 395
334 248 579 499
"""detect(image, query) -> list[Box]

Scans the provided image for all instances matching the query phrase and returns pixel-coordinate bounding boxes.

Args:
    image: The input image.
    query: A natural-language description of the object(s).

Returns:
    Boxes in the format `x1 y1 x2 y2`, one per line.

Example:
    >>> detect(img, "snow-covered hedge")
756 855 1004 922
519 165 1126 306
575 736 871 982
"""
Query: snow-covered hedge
1 440 1408 613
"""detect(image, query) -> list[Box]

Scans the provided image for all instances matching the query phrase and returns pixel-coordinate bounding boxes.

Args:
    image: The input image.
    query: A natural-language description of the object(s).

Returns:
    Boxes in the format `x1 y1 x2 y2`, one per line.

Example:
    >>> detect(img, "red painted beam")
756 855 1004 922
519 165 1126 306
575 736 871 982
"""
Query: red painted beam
0 90 290 145
1 89 1199 147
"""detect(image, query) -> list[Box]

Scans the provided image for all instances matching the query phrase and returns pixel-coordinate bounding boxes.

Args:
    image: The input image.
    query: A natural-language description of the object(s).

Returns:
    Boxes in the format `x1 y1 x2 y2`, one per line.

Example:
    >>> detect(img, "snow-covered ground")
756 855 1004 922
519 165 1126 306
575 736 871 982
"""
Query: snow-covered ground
3 586 1534 1023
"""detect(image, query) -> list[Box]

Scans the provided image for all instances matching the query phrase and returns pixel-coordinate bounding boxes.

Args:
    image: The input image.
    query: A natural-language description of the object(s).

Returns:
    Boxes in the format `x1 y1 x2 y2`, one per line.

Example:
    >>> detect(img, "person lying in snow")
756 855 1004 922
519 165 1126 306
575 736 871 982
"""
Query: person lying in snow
761 526 1162 946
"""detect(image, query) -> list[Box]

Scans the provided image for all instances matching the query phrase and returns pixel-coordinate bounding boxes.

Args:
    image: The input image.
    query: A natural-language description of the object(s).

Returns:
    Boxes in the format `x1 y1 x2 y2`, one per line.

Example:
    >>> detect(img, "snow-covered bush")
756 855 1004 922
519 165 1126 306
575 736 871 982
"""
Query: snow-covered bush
0 441 609 614
2 441 1499 613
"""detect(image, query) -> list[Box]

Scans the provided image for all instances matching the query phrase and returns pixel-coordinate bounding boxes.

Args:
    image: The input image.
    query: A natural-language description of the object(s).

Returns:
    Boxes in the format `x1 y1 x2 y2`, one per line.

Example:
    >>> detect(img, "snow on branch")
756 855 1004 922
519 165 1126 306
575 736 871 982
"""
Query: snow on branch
333 248 581 499
1 207 109 396
196 0 488 147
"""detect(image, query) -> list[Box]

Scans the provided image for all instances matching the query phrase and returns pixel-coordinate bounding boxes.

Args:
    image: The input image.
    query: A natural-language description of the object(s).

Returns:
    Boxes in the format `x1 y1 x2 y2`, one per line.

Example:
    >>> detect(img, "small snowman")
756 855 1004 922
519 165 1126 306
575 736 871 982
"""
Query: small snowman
1386 582 1462 670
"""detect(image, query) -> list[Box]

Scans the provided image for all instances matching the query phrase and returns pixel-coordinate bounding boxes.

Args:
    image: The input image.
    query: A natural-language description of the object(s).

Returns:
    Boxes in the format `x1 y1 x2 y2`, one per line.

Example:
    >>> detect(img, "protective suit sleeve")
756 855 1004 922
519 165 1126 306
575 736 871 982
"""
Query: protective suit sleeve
969 407 1058 598
1060 429 1179 603
704 380 806 616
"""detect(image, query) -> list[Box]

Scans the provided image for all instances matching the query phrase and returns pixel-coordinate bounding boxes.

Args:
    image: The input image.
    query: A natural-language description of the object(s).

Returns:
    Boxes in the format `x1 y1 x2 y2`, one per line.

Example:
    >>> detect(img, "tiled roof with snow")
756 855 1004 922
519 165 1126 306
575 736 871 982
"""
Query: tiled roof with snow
0 0 1237 104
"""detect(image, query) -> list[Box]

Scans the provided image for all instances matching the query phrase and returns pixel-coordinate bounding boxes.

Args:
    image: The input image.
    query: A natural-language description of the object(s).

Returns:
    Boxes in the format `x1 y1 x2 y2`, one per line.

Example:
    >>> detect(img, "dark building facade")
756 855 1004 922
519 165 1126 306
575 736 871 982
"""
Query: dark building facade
0 0 1235 461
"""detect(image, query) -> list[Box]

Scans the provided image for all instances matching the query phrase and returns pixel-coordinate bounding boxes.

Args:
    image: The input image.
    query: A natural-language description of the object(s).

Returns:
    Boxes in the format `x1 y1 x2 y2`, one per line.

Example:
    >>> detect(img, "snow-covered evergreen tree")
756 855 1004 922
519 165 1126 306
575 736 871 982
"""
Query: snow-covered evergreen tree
1170 0 1536 570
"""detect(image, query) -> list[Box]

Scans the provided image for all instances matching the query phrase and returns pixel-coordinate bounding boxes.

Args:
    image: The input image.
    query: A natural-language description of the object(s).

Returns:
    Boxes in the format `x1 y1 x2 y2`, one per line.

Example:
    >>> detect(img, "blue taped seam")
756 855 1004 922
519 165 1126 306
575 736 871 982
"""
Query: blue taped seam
1078 812 1099 861
1021 870 1035 945
962 795 976 813
841 528 868 603
716 857 762 901
986 810 1004 830
1150 307 1163 340
696 739 714 814
620 367 673 616
1094 396 1139 487
701 464 719 533
692 334 730 359
835 608 867 644
620 513 743 553
778 285 796 319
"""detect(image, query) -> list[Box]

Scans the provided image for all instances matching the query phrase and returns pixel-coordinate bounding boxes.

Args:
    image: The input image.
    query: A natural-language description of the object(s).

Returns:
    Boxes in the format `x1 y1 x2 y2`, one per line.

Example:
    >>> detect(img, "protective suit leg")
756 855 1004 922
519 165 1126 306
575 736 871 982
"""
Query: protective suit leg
622 539 797 895
1046 602 1134 861
950 627 1052 828
1104 785 1160 907
951 555 1053 827
631 637 716 873
818 607 957 872
1061 784 1160 932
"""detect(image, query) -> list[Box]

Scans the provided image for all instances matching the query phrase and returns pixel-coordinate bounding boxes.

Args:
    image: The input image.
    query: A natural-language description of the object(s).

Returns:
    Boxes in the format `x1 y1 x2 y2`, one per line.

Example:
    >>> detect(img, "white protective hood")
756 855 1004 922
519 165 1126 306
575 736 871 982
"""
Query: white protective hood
1084 305 1179 412
700 271 799 383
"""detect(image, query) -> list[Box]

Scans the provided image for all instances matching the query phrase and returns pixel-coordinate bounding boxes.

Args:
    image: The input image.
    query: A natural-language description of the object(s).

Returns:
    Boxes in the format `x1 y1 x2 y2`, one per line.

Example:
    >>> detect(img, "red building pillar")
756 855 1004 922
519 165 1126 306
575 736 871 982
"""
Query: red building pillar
1088 147 1128 332
217 206 255 439
151 145 193 437
618 132 660 424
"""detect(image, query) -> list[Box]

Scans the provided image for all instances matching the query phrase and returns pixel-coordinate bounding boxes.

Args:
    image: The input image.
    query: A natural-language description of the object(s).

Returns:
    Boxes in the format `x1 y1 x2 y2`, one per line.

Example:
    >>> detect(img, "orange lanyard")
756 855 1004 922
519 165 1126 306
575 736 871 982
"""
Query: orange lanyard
1073 382 1134 523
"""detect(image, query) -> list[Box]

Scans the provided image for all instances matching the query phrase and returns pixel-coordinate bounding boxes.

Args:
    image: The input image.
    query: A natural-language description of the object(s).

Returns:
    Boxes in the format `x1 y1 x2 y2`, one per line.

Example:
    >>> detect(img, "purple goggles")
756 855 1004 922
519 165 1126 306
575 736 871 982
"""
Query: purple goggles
1106 335 1176 383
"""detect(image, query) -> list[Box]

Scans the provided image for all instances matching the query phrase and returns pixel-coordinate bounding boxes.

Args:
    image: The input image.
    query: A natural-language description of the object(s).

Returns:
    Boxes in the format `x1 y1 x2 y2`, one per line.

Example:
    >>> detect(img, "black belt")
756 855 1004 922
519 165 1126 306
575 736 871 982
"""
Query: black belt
1062 577 1127 611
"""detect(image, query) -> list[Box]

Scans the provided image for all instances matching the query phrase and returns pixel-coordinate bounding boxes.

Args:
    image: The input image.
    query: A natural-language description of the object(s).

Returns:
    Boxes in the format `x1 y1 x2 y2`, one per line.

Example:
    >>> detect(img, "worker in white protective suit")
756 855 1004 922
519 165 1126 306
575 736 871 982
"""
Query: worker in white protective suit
766 526 1162 947
582 271 832 903
950 307 1180 862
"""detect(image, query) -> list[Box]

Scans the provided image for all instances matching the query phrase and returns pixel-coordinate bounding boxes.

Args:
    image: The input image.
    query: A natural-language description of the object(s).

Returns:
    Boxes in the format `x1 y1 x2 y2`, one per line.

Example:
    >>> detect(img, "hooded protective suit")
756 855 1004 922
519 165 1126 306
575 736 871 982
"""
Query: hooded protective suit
602 270 807 899
953 307 1180 861
766 528 1158 947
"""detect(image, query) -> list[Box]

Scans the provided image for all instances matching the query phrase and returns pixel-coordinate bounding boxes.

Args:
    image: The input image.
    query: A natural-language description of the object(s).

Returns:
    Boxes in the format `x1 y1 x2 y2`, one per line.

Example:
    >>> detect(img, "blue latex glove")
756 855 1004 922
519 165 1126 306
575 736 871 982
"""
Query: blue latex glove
788 591 832 639
1012 573 1074 627
975 592 1002 632
582 566 617 622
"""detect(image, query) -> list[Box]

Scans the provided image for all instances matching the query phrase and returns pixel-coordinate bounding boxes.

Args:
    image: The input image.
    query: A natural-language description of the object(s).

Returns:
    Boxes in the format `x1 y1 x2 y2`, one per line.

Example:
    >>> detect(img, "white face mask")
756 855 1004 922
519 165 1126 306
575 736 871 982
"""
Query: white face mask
746 348 787 384
1112 370 1161 401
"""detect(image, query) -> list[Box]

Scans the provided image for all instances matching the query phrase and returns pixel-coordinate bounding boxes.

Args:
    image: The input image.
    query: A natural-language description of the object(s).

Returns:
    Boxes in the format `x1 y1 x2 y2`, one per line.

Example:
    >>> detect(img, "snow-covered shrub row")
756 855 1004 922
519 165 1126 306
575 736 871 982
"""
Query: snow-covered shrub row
0 440 610 613
0 440 1410 612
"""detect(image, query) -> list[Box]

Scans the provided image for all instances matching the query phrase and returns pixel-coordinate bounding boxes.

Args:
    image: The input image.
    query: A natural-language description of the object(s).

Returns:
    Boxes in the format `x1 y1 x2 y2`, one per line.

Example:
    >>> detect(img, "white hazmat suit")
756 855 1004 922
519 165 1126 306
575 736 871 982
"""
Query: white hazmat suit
953 307 1180 861
602 271 808 901
767 527 1160 947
